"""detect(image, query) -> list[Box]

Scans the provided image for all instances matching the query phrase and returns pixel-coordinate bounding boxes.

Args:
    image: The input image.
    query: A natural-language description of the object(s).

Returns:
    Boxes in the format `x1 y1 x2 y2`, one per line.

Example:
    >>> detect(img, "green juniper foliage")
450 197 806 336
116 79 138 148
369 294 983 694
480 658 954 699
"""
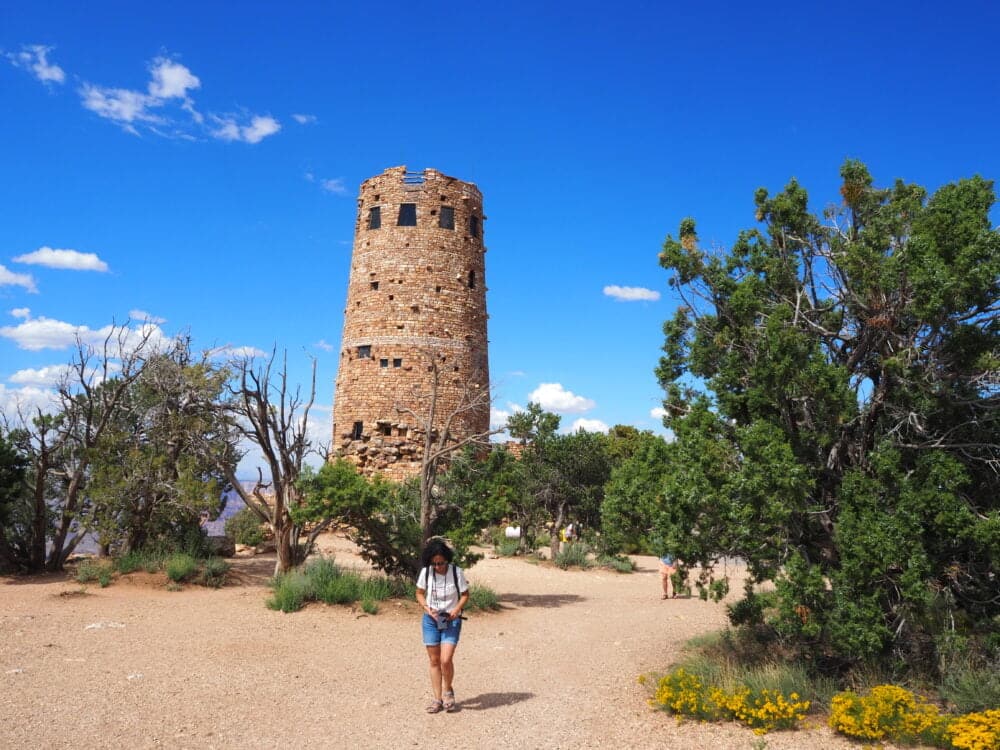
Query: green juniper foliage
655 161 1000 674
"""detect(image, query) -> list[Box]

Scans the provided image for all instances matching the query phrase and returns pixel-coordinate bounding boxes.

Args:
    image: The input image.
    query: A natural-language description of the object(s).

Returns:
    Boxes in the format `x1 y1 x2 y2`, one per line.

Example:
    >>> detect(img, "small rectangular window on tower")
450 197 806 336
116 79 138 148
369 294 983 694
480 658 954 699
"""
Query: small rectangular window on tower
379 358 388 368
370 281 379 290
439 206 455 229
368 207 381 229
377 423 391 436
357 345 371 359
398 203 417 226
469 214 480 237
392 358 402 368
468 270 476 289
351 422 363 440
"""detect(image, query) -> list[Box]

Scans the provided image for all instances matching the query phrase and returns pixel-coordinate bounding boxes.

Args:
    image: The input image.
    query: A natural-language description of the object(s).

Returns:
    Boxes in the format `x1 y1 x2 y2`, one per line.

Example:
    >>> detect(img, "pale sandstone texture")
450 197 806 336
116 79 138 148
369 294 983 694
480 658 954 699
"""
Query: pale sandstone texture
332 166 490 479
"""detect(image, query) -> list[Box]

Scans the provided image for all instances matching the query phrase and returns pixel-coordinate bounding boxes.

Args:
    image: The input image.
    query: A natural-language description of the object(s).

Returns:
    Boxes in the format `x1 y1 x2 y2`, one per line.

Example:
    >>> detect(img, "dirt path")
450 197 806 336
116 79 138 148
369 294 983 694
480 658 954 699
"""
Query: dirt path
1 536 860 749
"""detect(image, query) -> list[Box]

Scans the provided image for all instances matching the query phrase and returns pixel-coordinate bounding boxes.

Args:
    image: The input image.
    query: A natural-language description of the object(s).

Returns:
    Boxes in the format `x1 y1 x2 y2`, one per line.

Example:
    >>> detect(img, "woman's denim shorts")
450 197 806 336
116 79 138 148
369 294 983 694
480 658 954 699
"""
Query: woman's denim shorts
422 612 462 646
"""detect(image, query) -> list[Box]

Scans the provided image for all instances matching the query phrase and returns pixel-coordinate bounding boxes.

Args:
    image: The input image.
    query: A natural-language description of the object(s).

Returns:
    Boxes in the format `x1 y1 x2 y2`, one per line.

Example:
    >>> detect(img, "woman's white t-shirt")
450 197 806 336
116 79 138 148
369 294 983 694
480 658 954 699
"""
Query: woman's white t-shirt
416 564 469 611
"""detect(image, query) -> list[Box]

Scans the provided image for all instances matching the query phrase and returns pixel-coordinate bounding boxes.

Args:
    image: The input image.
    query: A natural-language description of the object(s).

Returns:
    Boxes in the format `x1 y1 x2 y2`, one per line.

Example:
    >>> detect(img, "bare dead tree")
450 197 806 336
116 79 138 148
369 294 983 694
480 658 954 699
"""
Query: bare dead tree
394 348 500 545
221 349 323 574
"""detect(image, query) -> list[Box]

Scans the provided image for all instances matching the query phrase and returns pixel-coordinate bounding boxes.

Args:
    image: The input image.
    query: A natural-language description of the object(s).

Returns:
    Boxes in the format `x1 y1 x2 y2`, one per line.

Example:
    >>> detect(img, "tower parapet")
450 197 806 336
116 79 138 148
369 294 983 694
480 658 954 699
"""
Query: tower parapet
331 166 490 479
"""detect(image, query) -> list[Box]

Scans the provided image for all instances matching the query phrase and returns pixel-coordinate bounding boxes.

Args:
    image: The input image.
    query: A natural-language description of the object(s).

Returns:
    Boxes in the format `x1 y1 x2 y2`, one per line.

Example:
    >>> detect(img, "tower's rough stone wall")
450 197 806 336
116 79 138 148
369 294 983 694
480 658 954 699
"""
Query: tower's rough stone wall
331 166 490 480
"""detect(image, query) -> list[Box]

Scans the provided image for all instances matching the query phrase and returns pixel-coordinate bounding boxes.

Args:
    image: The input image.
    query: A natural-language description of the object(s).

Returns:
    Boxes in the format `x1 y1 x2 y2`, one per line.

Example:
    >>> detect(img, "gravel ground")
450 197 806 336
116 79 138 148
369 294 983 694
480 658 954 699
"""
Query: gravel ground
1 535 871 749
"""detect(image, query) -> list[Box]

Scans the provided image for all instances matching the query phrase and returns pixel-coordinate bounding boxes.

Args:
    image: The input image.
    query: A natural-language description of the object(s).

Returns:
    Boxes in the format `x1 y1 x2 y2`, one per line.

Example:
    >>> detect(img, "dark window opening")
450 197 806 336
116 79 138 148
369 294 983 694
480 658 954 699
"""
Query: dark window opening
370 281 379 290
351 421 363 440
388 294 394 301
393 358 402 368
469 214 480 237
435 285 441 293
397 426 408 438
368 206 381 229
468 270 476 289
439 206 455 230
377 423 391 436
398 203 417 226
379 358 388 368
357 345 371 359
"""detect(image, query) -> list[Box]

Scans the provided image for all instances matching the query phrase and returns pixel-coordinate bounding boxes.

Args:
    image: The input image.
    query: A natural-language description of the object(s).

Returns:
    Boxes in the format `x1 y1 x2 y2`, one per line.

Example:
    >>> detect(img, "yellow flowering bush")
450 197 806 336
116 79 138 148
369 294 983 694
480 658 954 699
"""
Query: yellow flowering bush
946 709 1000 750
648 668 810 734
828 685 948 746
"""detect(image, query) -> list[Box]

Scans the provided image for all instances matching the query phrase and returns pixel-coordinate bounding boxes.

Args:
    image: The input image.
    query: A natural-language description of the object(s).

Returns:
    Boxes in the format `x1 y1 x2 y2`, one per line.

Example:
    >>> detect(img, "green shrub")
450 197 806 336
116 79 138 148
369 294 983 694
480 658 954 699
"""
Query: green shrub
466 583 499 612
597 554 635 573
494 538 520 557
199 557 230 588
361 599 379 615
115 549 165 575
165 553 198 583
554 542 593 570
359 575 393 601
315 574 360 604
225 506 265 546
940 665 1000 714
76 559 114 586
267 571 313 612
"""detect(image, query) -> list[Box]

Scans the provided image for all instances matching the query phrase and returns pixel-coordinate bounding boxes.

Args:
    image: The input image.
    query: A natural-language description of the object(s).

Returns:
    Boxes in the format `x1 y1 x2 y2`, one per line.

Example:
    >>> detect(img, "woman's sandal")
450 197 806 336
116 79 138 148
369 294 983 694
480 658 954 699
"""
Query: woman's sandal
443 690 457 712
426 699 443 714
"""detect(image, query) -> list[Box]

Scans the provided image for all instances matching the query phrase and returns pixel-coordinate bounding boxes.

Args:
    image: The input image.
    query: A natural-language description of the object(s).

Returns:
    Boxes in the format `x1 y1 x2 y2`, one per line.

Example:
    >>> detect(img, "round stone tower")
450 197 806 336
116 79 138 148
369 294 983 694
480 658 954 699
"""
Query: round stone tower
331 166 490 480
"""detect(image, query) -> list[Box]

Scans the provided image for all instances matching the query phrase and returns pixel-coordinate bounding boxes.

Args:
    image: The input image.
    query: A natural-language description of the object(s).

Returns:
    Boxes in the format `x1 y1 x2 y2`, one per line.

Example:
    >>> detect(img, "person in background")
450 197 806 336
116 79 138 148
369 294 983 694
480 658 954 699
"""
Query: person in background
659 552 678 599
415 538 470 713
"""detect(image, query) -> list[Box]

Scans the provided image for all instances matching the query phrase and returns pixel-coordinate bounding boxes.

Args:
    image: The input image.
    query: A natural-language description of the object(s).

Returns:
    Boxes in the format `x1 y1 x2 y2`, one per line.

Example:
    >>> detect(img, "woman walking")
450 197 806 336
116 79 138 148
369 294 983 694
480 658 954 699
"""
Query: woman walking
415 538 469 713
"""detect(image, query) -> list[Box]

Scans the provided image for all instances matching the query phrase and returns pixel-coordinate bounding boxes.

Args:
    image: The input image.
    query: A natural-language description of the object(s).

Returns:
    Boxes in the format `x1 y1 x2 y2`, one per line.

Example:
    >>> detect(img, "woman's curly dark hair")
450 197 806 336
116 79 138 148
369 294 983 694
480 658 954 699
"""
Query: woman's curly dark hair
420 538 454 568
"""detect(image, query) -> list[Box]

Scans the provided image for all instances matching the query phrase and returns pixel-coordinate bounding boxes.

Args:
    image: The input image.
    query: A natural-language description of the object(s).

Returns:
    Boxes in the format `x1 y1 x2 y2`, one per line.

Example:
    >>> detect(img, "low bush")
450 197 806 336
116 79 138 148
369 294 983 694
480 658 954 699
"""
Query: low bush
165 553 199 583
494 538 520 557
76 559 114 587
466 584 500 612
946 709 1000 750
554 542 593 570
225 507 265 546
115 549 165 575
199 557 230 588
646 667 811 734
267 571 313 612
361 599 378 615
597 554 634 573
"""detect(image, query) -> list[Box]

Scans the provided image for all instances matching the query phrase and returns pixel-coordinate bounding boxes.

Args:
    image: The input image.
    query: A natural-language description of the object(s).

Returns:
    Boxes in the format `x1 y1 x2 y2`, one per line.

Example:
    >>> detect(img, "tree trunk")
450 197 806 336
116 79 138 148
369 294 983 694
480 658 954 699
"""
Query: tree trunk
29 471 47 572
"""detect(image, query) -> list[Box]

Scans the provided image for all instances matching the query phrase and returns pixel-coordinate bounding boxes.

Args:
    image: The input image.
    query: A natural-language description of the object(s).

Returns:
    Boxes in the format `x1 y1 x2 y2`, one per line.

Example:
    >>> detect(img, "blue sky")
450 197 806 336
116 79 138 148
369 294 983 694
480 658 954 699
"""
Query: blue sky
2 1 999 466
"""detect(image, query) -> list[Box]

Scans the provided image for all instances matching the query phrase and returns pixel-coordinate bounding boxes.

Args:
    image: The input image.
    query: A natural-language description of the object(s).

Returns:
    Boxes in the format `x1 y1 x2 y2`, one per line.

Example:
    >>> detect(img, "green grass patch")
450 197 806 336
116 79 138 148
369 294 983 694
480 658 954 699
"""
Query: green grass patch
267 570 313 612
361 599 379 615
164 553 199 583
494 538 520 557
597 554 635 573
465 583 500 612
199 557 230 588
554 542 593 570
76 559 114 587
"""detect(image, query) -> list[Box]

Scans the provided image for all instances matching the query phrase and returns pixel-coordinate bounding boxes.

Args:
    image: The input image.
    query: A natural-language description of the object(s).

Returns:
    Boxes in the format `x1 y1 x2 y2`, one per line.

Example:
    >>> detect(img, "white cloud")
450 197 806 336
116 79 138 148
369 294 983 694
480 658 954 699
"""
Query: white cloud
8 364 71 387
603 285 660 302
292 113 317 125
321 178 349 195
11 307 31 319
650 406 668 419
6 44 65 84
211 114 281 144
80 83 159 130
0 265 38 293
569 417 609 433
129 309 166 324
0 316 169 352
0 383 60 418
147 57 200 100
208 344 268 359
528 382 595 414
13 246 109 272
315 339 334 352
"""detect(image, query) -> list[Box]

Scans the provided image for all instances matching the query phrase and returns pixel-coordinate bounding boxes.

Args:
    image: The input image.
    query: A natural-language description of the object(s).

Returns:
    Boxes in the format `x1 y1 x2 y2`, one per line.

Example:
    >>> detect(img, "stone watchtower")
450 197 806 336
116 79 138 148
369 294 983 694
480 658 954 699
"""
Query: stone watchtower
331 166 490 480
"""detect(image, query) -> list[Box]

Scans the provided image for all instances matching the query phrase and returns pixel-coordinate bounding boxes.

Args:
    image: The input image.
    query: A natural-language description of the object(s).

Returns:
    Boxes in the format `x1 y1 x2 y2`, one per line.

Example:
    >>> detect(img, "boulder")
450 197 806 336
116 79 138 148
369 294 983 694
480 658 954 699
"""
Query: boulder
205 534 236 558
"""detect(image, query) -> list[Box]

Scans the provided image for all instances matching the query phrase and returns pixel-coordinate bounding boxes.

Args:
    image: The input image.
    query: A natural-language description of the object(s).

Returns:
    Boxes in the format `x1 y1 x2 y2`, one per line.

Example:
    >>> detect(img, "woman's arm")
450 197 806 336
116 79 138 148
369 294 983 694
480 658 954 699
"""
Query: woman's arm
450 589 469 620
416 588 435 617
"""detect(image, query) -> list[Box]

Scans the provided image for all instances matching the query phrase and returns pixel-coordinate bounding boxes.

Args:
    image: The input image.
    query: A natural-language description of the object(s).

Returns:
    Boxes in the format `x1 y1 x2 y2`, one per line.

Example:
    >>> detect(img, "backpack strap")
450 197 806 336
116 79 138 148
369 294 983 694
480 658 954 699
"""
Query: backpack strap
452 563 460 592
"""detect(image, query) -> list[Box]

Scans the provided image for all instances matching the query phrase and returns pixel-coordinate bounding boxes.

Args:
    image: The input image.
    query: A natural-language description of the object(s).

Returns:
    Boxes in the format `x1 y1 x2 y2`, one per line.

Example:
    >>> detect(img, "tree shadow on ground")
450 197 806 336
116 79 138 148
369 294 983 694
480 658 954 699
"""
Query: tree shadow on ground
227 555 277 586
457 692 534 711
498 593 584 608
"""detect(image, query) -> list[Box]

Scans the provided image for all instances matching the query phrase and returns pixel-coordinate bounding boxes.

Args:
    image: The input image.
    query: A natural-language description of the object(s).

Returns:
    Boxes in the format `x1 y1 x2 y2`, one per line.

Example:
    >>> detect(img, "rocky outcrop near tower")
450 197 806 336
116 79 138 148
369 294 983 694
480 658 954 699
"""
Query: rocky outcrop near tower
331 166 490 480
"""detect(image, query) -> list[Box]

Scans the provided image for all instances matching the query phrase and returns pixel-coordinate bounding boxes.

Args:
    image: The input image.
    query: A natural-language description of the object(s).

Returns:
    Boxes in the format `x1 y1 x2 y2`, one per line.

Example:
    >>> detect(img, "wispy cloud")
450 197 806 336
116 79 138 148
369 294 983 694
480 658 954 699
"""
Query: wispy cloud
5 44 65 84
11 307 31 319
292 113 317 125
13 246 109 272
320 178 349 195
129 309 166 324
0 383 60 418
528 382 595 414
315 339 334 352
210 114 281 144
569 417 608 433
0 265 38 293
603 285 660 302
650 406 667 419
208 344 268 359
8 364 71 387
0 315 169 352
76 53 278 143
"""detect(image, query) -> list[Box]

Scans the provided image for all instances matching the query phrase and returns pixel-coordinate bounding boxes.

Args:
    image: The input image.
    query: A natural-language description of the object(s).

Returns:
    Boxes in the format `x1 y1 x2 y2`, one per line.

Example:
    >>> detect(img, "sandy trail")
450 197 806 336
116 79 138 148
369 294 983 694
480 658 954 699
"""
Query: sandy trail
1 536 861 749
